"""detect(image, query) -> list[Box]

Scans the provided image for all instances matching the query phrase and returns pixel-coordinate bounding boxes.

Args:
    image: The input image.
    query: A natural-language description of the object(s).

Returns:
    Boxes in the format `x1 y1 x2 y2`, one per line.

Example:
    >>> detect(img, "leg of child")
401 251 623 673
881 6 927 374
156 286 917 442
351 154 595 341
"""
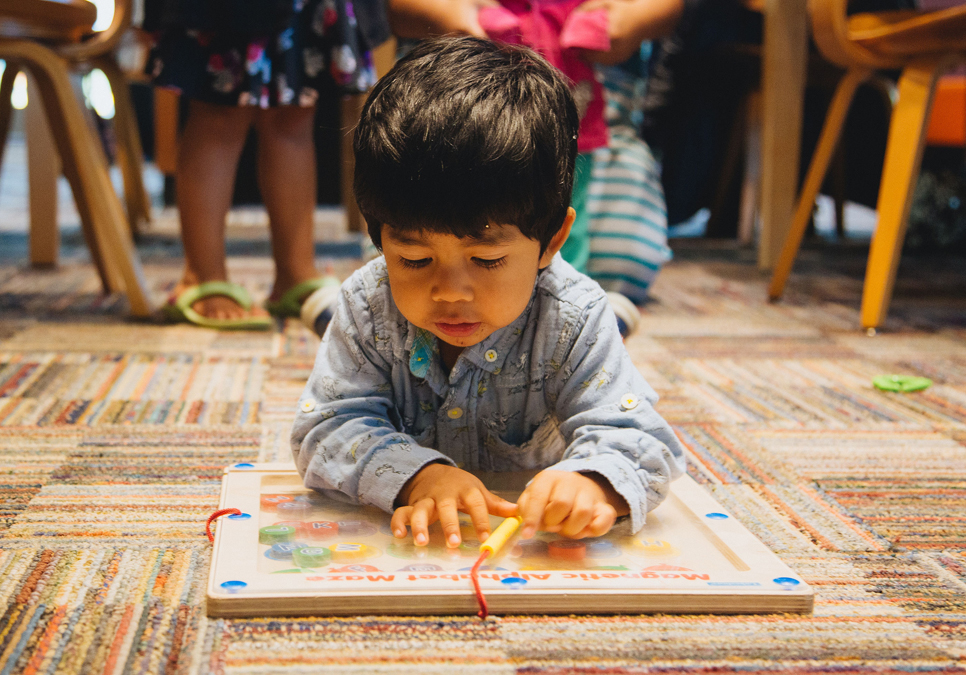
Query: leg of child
254 106 320 304
176 100 266 320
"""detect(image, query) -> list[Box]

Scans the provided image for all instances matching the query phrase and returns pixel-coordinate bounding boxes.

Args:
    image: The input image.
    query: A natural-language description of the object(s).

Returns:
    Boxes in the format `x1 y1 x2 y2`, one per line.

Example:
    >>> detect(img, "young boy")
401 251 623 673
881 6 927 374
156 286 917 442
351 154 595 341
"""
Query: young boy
291 37 685 550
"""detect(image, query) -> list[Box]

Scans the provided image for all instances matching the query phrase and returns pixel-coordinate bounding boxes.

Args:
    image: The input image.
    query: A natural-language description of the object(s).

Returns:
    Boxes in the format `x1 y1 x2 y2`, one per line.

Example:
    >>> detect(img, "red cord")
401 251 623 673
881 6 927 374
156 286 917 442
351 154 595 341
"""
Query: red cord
206 508 242 543
471 549 491 619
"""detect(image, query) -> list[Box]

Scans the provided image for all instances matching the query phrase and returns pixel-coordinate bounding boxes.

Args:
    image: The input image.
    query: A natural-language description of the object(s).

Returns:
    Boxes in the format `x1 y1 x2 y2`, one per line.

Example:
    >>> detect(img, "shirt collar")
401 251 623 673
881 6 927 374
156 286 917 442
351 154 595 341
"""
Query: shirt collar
404 283 539 379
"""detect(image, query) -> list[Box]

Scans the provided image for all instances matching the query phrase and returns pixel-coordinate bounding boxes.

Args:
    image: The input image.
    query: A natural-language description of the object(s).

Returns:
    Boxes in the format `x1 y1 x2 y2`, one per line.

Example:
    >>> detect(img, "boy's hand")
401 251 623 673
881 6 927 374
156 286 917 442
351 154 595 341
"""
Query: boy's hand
391 463 517 547
516 470 629 539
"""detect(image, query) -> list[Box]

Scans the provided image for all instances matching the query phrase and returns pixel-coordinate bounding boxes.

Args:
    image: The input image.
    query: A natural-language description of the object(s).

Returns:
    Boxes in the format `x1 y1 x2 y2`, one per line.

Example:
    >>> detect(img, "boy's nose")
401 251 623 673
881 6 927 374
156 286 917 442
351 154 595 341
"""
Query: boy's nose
430 268 473 303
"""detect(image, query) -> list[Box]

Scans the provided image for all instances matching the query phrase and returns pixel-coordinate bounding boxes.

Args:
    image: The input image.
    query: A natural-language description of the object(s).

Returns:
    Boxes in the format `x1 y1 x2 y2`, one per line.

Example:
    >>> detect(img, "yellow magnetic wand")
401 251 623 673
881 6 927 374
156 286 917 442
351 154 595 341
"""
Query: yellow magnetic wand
472 516 523 619
479 515 523 556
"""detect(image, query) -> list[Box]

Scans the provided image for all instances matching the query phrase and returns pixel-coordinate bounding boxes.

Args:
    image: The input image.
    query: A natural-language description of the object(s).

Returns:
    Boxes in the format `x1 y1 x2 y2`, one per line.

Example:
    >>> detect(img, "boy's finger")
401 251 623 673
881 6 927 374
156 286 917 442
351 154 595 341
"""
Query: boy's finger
585 505 617 538
559 491 595 538
437 500 462 548
518 482 551 539
410 498 435 546
482 489 518 519
390 506 413 538
543 482 577 529
463 489 492 542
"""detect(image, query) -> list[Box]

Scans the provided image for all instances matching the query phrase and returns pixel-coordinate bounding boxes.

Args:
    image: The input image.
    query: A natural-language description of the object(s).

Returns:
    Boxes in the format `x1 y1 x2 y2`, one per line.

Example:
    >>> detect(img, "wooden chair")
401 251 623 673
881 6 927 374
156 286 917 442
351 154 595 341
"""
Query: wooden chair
0 0 152 316
1 0 152 235
767 0 966 331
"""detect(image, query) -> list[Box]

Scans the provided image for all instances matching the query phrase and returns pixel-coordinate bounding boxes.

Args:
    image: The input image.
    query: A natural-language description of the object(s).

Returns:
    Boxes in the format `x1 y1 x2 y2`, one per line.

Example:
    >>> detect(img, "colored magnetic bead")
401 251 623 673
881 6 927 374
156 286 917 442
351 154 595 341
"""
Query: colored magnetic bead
260 494 294 511
293 546 331 568
276 500 313 518
259 524 296 545
265 542 304 560
548 540 586 561
329 542 369 561
305 521 339 540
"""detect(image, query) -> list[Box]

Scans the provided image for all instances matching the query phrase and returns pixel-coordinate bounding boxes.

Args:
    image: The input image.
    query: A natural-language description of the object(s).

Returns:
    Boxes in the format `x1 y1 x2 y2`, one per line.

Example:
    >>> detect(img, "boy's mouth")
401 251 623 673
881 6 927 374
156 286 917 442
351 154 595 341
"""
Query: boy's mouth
435 322 481 337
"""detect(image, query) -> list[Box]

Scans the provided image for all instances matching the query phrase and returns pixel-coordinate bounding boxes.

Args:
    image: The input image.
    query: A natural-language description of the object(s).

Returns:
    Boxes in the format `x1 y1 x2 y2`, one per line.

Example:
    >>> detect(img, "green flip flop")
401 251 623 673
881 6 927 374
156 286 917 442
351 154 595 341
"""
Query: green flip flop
162 281 273 330
872 374 933 392
265 277 339 318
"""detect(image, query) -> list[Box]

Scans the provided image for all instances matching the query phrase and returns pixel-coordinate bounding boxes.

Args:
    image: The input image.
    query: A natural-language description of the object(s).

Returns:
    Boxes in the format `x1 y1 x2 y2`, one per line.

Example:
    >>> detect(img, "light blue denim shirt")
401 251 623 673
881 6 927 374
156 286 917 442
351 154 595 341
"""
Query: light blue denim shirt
291 255 685 532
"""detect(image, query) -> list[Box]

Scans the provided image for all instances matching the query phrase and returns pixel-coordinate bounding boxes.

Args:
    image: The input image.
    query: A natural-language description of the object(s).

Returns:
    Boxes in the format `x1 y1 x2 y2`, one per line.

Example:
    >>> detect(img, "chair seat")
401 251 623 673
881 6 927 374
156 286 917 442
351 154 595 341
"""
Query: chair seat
849 6 966 57
0 0 96 43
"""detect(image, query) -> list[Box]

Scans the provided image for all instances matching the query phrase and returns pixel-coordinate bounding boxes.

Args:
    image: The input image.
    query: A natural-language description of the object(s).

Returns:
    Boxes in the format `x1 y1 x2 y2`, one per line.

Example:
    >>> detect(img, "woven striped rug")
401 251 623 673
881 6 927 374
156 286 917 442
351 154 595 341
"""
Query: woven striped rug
1 244 965 674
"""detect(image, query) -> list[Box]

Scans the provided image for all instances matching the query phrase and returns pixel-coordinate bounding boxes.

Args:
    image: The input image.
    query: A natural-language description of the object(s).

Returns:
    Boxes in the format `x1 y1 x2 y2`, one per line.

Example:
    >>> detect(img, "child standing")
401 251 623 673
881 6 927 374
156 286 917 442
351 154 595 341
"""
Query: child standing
291 38 685 548
148 0 389 328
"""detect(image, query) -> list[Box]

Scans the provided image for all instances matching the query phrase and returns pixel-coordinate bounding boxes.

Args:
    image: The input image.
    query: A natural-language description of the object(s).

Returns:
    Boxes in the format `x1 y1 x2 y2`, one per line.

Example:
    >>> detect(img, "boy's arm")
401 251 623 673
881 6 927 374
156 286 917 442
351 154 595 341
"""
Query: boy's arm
546 299 686 533
577 0 684 65
290 282 455 513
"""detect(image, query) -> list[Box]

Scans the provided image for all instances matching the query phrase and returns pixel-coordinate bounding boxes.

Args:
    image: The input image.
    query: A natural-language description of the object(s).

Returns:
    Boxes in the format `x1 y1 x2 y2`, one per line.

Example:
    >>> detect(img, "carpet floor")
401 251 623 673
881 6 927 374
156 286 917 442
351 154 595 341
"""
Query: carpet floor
0 236 965 674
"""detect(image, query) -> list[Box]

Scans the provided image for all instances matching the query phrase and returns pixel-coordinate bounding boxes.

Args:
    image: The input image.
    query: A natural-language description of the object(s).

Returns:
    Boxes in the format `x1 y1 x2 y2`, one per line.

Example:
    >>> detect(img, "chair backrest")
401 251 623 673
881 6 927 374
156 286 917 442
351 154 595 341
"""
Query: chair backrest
0 0 97 42
810 0 909 69
59 0 132 60
810 0 966 70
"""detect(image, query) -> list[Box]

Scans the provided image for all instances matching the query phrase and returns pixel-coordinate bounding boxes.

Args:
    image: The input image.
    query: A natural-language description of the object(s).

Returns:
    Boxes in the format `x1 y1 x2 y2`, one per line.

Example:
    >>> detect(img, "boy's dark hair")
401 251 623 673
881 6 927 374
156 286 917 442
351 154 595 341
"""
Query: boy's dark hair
353 37 580 252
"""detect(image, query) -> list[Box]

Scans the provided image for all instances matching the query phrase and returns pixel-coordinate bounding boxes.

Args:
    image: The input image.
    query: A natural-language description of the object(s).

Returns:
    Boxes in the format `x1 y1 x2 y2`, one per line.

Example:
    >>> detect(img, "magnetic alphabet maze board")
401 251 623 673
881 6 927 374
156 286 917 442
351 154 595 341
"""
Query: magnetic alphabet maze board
206 463 813 617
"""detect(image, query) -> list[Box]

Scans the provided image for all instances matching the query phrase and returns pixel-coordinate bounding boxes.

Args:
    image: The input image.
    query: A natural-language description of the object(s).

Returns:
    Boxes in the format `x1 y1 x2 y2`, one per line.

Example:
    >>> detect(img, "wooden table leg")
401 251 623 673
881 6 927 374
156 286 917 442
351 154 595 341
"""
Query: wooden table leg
758 0 809 270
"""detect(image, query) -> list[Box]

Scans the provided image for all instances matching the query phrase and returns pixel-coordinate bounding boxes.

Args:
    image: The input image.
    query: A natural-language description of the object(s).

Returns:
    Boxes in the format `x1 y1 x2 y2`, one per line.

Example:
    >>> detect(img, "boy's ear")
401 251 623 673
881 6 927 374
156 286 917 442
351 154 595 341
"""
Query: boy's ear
539 207 576 269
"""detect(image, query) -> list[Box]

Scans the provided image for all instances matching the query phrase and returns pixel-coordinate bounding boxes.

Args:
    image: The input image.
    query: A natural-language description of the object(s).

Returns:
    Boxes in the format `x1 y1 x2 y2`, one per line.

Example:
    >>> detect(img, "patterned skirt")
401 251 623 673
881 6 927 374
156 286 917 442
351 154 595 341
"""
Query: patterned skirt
148 0 379 106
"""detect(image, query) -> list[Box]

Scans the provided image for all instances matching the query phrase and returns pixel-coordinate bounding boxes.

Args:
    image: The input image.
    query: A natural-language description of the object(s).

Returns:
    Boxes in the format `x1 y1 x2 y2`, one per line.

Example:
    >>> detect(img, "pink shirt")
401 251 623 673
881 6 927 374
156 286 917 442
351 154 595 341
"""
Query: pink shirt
479 0 610 152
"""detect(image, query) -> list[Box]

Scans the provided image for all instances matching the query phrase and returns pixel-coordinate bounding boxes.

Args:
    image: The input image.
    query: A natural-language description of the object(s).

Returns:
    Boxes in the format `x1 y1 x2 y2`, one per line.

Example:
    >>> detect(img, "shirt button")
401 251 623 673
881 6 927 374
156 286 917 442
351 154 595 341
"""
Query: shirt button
484 349 498 362
620 394 639 411
300 399 316 413
448 407 464 420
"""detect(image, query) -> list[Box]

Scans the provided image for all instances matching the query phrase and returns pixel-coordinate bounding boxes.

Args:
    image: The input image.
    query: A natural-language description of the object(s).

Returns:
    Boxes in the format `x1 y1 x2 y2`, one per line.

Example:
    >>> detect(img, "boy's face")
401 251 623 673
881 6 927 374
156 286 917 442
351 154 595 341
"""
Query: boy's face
381 212 573 350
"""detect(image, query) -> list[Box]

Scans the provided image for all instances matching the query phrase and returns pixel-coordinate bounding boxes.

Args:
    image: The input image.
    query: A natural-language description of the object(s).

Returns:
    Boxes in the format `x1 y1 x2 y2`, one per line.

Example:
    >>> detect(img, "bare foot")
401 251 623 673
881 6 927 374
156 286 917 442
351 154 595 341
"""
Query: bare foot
172 281 269 322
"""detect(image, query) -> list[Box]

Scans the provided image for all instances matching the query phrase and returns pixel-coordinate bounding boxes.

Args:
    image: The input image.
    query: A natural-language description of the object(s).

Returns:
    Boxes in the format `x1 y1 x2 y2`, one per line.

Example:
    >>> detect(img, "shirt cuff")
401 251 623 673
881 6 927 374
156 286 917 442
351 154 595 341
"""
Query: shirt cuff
549 456 649 533
357 442 456 514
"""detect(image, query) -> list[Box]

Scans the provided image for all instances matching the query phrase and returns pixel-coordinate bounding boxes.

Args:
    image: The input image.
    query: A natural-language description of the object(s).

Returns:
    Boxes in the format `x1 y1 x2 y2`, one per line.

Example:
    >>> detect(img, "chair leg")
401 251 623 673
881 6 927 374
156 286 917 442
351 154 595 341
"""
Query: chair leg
0 60 19 172
6 41 153 316
25 74 61 268
860 57 950 331
95 56 152 234
768 68 871 300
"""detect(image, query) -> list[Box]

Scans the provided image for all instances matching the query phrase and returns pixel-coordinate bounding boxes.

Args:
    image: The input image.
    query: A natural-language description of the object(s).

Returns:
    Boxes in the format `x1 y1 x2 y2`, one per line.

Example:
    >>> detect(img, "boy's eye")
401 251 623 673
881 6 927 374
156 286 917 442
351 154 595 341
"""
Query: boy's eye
474 257 507 270
399 257 431 269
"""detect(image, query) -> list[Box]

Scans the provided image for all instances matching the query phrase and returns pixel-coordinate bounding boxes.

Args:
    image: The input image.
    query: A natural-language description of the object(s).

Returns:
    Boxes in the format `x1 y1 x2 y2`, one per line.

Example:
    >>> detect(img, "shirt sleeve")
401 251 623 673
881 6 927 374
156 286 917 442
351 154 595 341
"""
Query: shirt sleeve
290 280 455 513
548 298 686 533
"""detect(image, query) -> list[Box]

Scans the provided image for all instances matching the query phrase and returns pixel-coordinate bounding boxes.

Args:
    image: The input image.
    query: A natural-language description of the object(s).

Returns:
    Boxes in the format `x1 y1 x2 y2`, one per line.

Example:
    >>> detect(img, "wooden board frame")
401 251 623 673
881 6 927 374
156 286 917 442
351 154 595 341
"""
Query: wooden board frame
206 464 814 617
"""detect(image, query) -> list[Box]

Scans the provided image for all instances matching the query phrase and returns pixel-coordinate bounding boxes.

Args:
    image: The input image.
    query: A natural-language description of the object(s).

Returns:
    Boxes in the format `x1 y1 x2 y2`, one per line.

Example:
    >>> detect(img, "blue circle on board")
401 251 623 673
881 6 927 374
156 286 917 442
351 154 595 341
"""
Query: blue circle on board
773 577 800 586
233 463 255 469
586 540 621 558
220 580 247 591
227 513 251 520
501 577 528 587
705 513 729 520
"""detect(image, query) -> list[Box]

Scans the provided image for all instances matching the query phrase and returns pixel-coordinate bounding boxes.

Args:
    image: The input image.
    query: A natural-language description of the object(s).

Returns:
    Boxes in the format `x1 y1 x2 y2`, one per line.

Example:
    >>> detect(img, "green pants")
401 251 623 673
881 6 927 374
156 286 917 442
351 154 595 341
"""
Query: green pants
559 152 592 274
